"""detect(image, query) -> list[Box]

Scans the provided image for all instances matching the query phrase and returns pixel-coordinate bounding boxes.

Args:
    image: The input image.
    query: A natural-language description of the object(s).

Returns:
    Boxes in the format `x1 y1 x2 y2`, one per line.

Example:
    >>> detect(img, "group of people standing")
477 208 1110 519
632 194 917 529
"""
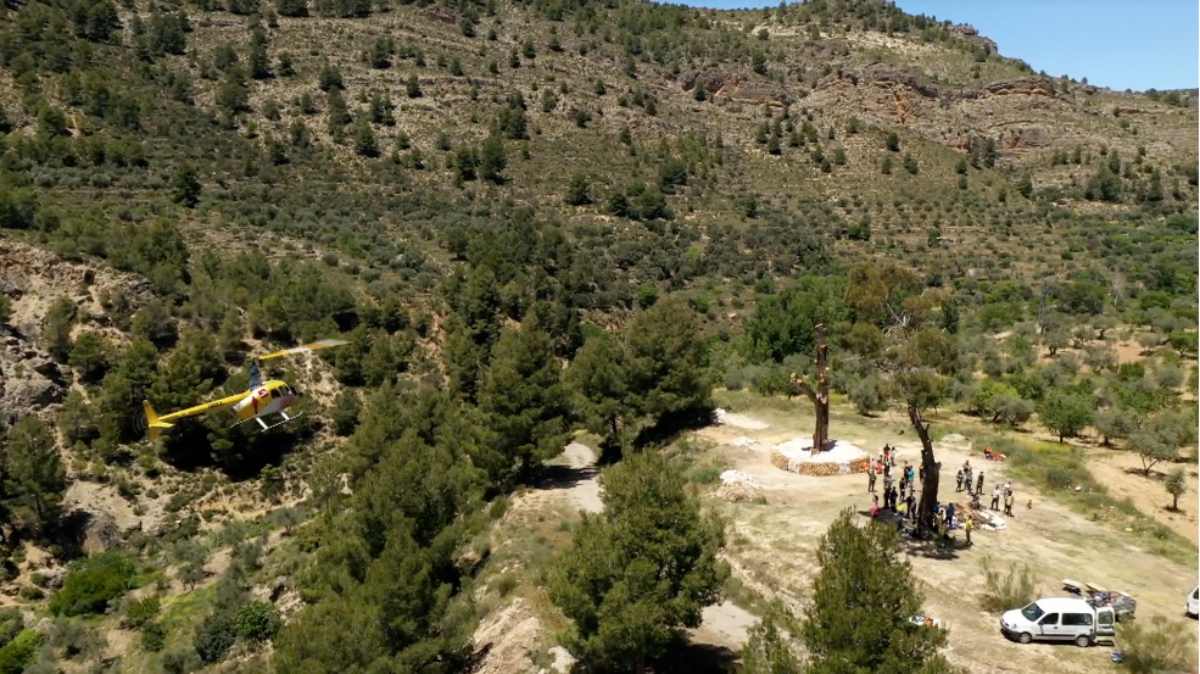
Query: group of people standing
957 459 1016 515
868 450 1017 541
955 461 985 498
867 446 918 524
933 502 974 544
991 481 1016 516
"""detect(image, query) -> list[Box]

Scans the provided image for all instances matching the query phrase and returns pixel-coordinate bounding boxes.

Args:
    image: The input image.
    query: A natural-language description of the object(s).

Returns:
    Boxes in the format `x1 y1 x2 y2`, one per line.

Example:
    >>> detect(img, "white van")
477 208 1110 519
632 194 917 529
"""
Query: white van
1000 597 1116 647
1187 586 1198 619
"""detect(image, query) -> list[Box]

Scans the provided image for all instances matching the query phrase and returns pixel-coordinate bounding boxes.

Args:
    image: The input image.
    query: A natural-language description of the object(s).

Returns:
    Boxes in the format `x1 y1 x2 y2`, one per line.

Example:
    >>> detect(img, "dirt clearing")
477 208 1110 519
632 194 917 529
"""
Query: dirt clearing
1085 448 1199 544
695 394 1198 674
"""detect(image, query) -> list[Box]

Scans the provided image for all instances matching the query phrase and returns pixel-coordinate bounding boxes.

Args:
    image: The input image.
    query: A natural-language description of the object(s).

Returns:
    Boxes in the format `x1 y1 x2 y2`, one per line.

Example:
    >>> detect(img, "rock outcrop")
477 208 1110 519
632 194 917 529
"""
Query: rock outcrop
0 239 155 343
0 330 64 423
81 511 122 556
0 239 158 420
679 68 795 107
805 64 1080 159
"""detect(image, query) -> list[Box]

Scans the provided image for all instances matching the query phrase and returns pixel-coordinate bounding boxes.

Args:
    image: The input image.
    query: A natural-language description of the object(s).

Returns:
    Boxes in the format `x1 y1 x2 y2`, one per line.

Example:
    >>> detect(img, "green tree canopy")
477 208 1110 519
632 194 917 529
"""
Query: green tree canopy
477 326 571 487
622 296 713 424
743 509 954 674
745 277 847 363
1 416 67 532
44 297 77 363
548 449 727 671
566 333 629 450
1038 392 1094 443
1164 467 1187 511
1127 409 1197 476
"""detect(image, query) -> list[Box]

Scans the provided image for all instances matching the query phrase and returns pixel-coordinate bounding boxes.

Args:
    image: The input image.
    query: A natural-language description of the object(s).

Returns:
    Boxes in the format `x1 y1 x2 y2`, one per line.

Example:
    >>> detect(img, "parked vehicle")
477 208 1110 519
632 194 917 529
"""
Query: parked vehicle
1060 578 1136 621
1000 597 1116 647
1187 586 1198 619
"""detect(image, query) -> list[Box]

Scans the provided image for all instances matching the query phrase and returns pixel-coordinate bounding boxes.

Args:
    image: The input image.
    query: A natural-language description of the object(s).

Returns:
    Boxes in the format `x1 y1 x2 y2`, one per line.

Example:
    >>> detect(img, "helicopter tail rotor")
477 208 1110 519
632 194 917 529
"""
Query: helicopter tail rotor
143 400 174 441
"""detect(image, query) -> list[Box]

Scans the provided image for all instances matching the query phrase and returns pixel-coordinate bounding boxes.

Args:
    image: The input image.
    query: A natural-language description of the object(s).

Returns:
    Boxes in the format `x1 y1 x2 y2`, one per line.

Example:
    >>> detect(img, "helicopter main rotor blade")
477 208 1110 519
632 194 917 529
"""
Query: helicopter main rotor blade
258 339 351 362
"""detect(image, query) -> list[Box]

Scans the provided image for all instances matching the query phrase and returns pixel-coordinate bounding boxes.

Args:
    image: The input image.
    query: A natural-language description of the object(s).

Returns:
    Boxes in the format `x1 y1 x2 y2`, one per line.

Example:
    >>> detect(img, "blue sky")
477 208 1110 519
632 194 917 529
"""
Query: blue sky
667 0 1199 92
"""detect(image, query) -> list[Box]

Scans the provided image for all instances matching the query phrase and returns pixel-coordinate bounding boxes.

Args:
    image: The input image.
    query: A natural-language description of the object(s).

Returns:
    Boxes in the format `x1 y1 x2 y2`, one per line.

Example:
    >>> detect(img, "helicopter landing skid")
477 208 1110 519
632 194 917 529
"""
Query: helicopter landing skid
230 410 303 433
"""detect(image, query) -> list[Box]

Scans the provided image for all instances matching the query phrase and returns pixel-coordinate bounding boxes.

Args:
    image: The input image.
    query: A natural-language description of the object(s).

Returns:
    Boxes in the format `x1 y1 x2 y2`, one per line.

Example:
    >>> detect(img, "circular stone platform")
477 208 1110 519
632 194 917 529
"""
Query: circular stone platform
770 438 870 477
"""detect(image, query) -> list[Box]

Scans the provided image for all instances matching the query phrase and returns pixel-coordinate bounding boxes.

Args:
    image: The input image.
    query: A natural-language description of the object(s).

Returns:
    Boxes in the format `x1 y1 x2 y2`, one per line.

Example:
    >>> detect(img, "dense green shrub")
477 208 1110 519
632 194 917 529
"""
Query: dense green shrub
141 622 166 652
0 630 42 674
194 611 237 663
0 612 21 651
122 596 160 629
236 601 281 643
50 551 137 616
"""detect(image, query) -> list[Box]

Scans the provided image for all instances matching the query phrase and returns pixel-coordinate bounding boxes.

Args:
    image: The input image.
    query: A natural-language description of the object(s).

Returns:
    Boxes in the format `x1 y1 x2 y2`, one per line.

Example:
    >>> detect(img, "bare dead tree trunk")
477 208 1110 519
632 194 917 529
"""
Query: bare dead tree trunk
908 403 940 534
790 324 830 455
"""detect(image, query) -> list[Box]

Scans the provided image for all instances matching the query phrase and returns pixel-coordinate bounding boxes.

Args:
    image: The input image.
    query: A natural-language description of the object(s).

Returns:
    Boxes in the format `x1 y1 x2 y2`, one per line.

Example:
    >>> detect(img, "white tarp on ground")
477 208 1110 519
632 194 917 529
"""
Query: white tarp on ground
713 408 770 430
971 508 1007 531
774 438 868 472
720 470 762 489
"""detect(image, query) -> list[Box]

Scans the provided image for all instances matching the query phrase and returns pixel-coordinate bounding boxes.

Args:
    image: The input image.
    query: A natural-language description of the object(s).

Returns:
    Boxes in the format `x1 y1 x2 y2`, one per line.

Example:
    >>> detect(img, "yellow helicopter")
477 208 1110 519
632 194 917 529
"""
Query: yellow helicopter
142 339 350 441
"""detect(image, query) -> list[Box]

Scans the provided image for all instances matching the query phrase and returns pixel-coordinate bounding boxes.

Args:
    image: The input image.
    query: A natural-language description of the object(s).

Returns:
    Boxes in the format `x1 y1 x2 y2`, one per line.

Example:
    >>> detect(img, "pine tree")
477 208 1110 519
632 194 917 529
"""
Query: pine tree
171 164 202 208
331 389 361 436
352 119 379 158
477 326 570 486
405 74 422 98
742 509 952 674
479 134 506 184
2 416 68 531
277 52 295 76
565 173 591 205
983 137 998 168
566 334 627 452
44 297 77 362
248 24 272 79
69 331 111 383
452 145 478 182
326 89 352 135
368 38 391 69
622 297 712 426
548 449 727 671
318 64 344 91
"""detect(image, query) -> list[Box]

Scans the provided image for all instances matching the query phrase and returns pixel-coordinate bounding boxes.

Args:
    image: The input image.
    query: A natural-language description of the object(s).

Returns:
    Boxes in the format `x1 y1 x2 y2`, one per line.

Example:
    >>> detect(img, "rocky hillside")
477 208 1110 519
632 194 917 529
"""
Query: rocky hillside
0 0 1196 671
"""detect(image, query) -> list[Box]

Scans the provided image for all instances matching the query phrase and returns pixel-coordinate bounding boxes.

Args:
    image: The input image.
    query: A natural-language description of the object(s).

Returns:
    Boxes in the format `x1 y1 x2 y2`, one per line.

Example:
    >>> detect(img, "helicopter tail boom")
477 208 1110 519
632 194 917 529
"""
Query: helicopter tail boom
143 401 174 441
